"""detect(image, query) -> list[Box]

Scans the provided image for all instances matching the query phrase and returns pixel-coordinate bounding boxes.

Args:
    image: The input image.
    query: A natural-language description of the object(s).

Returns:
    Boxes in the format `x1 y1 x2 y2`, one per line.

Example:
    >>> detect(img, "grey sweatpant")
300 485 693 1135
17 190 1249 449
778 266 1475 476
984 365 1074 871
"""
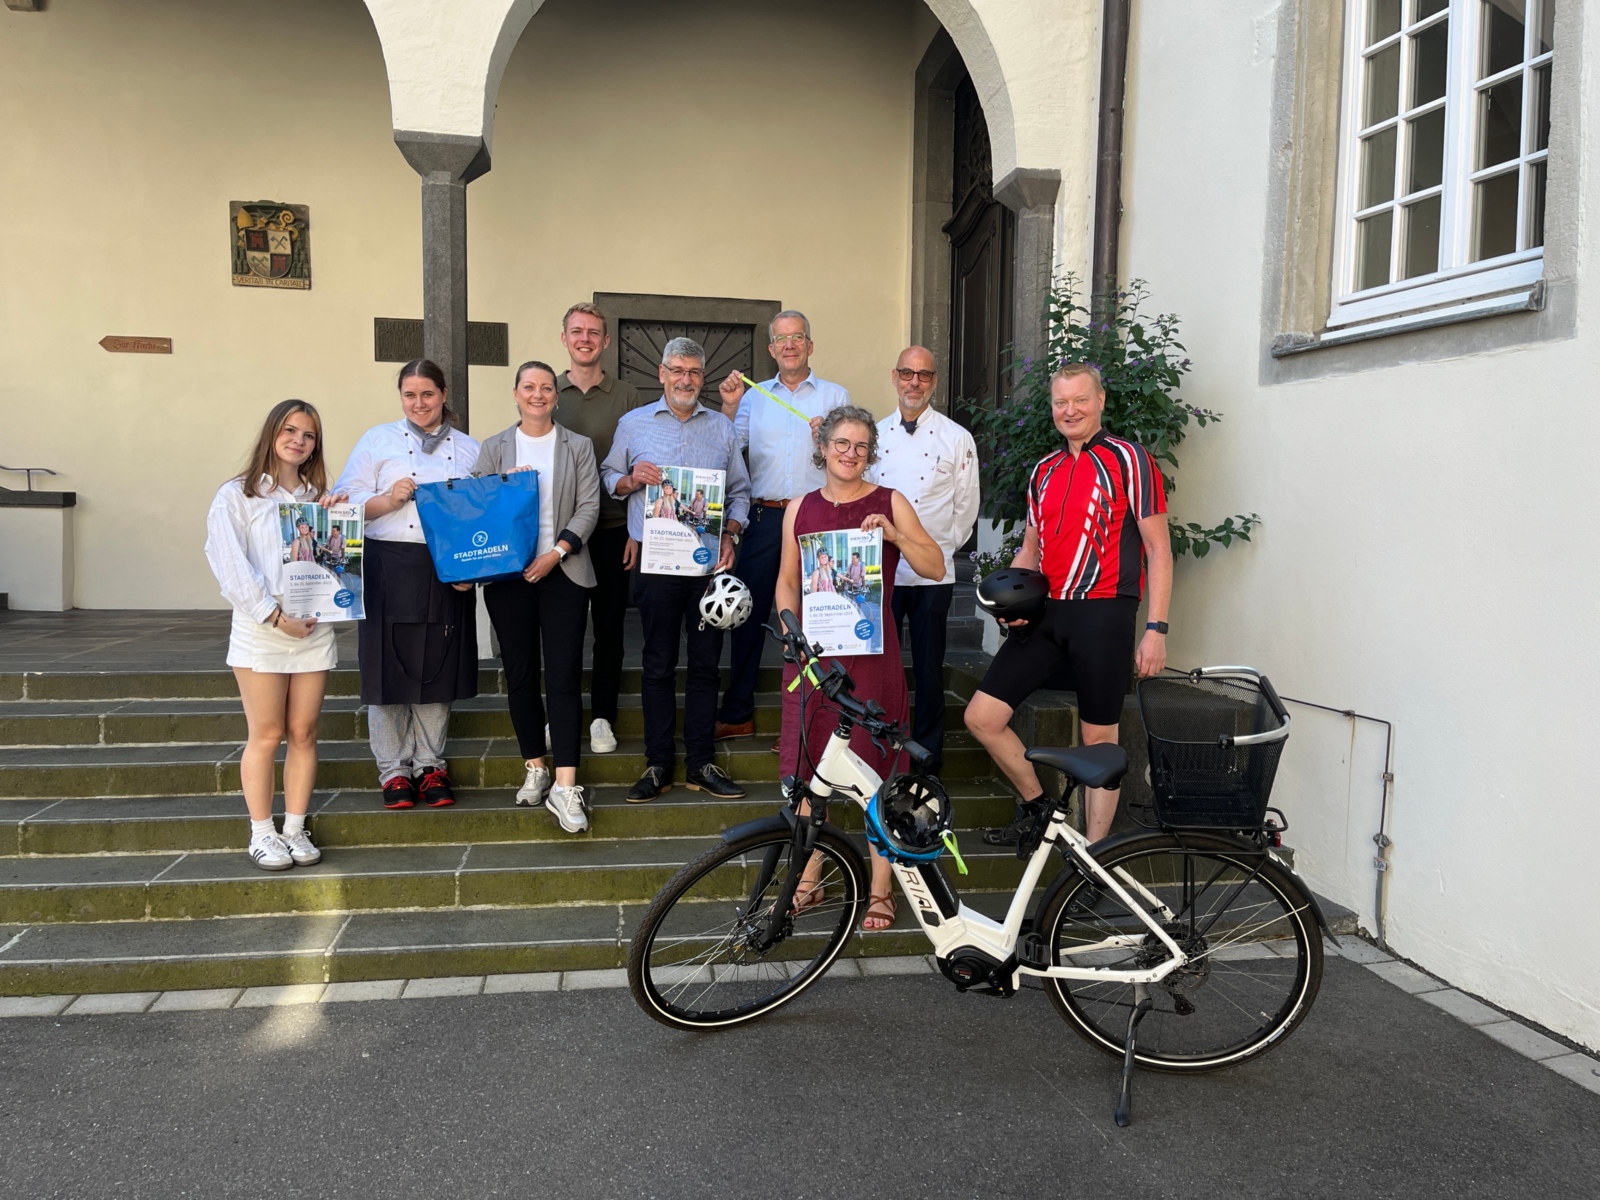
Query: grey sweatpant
367 702 451 784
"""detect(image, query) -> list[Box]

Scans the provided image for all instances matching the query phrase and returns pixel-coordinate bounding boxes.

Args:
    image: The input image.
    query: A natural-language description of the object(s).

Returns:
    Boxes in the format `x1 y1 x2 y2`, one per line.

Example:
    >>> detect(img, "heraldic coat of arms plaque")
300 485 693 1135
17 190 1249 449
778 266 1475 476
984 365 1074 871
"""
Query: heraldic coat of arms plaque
230 201 311 290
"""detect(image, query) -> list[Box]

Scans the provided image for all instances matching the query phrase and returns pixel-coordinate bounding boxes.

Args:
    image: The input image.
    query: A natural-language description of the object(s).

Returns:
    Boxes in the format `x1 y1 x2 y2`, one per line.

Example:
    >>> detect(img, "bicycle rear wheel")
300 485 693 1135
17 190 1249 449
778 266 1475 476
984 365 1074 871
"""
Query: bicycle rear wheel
1039 831 1323 1073
628 824 866 1030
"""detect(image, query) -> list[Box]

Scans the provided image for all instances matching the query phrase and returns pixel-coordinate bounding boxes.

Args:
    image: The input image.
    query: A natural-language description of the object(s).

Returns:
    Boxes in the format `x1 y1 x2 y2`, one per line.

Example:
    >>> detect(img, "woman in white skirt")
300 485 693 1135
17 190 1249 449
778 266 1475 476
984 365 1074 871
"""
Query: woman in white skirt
204 400 340 870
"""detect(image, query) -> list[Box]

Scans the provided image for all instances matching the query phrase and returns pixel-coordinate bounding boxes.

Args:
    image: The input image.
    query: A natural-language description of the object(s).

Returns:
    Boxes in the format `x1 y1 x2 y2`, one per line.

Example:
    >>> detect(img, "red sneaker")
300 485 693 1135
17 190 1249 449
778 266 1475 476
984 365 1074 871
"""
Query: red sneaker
382 776 417 809
416 768 456 807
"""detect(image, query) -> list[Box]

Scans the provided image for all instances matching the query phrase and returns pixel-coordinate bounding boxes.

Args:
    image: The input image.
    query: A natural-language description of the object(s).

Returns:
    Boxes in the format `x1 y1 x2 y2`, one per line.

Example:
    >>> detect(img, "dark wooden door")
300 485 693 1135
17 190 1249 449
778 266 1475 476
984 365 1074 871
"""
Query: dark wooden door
944 74 1014 434
616 320 756 414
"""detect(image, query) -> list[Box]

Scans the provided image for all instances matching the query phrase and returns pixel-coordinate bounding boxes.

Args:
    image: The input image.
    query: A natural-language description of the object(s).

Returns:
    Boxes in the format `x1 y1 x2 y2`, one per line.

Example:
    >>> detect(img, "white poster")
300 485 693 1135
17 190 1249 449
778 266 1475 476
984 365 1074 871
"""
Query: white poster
641 465 725 577
277 502 365 621
799 527 884 655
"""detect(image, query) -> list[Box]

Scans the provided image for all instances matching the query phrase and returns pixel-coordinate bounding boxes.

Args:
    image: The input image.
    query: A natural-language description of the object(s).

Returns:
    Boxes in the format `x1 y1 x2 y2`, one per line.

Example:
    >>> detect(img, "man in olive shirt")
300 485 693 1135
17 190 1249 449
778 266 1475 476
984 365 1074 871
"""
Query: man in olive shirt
555 302 644 755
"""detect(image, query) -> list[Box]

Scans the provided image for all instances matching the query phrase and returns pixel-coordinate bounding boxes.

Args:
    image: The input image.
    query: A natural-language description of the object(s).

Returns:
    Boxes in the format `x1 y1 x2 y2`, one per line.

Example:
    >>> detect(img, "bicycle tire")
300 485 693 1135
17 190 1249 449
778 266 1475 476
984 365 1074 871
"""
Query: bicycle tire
1039 831 1323 1073
628 825 867 1030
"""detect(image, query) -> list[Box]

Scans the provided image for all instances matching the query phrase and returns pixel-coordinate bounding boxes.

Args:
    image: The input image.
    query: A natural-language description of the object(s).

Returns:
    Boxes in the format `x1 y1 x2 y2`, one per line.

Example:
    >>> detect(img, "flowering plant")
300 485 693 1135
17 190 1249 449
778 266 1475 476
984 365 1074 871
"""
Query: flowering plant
967 277 1259 580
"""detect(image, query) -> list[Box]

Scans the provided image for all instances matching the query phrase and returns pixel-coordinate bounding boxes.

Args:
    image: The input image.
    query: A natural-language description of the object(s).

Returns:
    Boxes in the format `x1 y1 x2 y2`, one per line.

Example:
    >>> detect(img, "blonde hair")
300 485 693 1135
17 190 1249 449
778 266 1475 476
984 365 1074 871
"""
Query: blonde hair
562 302 608 335
234 400 328 499
1050 362 1105 393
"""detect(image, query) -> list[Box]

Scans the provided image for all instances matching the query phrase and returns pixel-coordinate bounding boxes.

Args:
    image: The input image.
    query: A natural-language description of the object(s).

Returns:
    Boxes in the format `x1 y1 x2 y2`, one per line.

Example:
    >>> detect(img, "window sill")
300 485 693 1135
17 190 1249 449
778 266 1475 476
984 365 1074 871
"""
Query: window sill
1271 281 1545 358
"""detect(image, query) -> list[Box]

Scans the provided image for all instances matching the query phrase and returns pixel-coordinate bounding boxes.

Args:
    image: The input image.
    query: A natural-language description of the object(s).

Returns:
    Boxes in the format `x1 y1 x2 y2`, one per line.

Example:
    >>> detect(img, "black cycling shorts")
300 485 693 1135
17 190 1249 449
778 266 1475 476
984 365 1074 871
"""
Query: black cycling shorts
976 596 1139 727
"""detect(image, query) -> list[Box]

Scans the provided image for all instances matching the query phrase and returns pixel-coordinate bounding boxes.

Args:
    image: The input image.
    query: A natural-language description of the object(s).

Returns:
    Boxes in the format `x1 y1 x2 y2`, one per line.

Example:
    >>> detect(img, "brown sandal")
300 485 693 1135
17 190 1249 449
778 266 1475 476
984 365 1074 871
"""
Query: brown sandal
791 875 826 914
861 890 897 931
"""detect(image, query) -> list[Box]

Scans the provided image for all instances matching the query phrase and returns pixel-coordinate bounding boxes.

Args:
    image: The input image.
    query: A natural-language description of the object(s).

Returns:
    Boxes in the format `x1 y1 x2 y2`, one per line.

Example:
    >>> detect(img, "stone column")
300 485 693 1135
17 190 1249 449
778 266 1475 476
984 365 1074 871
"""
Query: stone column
394 131 491 433
994 167 1061 370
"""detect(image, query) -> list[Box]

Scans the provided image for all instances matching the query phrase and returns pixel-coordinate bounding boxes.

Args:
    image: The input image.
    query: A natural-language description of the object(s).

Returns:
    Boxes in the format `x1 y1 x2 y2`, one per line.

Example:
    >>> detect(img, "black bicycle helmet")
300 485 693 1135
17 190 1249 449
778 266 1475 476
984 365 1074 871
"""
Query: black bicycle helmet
975 567 1050 626
865 774 955 864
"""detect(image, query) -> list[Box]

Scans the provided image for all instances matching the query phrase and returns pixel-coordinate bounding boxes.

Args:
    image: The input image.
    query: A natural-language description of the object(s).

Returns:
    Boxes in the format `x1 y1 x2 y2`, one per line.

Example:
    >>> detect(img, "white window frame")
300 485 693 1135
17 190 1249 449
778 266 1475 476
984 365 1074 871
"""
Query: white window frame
1328 0 1552 332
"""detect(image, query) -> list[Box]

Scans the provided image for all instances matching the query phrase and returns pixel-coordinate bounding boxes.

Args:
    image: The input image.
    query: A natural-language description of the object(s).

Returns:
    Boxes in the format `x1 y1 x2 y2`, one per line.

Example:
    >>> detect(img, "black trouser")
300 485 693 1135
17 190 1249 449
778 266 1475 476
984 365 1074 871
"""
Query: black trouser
634 571 722 773
585 524 630 725
892 583 954 768
719 501 784 725
484 568 589 768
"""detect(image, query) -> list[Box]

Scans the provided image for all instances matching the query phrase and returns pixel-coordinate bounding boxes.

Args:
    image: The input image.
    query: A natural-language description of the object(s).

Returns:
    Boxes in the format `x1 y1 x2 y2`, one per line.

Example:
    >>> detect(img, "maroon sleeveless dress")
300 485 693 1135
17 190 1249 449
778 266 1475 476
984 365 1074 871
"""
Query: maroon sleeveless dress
779 486 909 783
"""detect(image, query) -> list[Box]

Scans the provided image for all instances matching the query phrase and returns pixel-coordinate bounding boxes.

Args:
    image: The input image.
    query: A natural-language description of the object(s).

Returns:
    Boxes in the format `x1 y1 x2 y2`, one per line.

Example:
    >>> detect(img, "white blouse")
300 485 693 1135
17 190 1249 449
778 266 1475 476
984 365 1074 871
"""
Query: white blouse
204 477 319 623
333 420 481 543
515 426 559 556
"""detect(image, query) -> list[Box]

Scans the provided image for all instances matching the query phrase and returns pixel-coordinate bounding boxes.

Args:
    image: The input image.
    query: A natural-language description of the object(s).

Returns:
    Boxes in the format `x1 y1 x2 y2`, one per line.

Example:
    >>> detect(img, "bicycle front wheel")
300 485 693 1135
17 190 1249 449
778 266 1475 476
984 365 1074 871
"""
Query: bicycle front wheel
628 824 866 1030
1040 831 1324 1073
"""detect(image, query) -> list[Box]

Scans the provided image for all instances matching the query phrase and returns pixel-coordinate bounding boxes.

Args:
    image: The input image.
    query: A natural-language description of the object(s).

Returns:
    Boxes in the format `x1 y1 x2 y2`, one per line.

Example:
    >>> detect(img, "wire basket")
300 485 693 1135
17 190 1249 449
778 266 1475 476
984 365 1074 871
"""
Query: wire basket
1136 671 1289 830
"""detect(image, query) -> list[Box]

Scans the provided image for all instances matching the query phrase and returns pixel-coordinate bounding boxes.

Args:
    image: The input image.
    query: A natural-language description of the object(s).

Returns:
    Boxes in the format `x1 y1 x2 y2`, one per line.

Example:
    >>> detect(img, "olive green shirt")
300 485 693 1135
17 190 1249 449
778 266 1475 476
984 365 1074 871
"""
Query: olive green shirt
555 370 644 530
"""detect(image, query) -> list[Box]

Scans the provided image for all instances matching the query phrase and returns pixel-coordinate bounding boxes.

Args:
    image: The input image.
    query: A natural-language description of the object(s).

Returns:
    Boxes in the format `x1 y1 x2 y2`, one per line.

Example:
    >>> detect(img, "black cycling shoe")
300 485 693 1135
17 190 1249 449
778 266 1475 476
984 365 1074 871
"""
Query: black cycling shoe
684 763 746 799
627 765 673 804
982 799 1047 847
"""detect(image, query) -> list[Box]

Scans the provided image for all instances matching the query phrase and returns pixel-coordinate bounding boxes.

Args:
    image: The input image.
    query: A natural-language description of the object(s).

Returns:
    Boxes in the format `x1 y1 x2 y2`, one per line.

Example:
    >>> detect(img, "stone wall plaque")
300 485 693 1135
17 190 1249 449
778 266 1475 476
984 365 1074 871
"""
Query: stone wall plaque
99 336 172 354
230 201 311 290
373 318 509 367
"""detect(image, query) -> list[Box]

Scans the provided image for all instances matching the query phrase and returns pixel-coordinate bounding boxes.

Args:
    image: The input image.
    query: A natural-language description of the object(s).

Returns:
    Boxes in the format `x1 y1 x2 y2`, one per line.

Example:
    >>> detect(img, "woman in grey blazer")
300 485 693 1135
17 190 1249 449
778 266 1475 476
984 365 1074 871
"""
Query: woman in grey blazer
473 360 600 833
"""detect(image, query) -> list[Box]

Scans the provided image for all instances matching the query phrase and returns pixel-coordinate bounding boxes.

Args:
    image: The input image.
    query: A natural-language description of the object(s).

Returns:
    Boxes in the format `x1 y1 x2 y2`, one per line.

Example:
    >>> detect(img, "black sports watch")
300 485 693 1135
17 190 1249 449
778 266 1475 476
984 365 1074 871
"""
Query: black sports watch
1146 621 1169 634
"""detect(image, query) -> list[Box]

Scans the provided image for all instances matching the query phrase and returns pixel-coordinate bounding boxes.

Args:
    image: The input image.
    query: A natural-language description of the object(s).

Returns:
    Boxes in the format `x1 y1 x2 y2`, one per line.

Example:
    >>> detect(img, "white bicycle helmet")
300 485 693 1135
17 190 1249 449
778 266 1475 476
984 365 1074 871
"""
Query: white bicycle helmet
698 572 753 631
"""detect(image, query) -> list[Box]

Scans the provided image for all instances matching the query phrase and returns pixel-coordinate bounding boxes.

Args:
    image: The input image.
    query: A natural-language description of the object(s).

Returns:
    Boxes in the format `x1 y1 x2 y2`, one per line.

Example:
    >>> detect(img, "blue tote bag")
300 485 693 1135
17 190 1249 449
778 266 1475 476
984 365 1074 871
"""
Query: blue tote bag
414 472 541 585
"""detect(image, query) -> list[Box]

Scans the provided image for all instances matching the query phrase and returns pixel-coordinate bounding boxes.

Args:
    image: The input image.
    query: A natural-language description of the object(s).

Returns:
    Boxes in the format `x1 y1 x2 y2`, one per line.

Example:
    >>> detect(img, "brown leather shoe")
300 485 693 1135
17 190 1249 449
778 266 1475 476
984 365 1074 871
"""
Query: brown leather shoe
713 720 754 741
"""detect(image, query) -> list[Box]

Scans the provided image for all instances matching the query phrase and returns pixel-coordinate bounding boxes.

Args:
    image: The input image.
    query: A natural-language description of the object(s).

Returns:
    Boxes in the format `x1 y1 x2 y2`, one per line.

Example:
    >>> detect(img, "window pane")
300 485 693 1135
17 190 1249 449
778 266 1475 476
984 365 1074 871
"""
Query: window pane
1357 210 1395 289
1413 0 1448 17
1538 0 1555 56
1402 196 1442 277
1472 169 1520 259
1477 76 1523 168
1411 20 1450 106
1527 159 1546 247
1369 0 1402 45
1480 0 1527 79
1532 63 1550 151
1361 127 1399 207
1365 44 1401 125
1407 108 1446 192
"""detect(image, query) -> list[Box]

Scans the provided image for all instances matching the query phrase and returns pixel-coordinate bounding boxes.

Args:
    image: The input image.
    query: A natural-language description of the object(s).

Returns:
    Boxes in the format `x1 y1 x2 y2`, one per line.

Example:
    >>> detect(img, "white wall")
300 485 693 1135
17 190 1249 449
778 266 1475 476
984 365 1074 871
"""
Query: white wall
1121 1 1600 1049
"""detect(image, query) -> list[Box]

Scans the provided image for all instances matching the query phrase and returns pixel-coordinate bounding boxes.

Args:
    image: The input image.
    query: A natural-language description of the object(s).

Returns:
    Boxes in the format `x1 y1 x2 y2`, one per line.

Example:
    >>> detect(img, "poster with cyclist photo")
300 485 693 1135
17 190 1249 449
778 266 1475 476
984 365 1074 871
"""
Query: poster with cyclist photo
641 465 724 576
276 502 365 621
799 527 883 655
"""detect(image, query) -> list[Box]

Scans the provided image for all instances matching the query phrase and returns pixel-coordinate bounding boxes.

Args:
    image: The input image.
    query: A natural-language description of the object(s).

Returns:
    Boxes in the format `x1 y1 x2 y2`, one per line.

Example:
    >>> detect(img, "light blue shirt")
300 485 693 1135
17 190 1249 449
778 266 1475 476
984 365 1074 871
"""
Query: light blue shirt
600 399 753 542
732 370 850 501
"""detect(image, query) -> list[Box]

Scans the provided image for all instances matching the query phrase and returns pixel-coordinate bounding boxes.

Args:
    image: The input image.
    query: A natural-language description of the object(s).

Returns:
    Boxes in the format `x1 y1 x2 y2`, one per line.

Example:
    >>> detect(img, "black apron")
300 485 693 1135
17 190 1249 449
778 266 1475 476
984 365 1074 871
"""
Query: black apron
359 539 479 706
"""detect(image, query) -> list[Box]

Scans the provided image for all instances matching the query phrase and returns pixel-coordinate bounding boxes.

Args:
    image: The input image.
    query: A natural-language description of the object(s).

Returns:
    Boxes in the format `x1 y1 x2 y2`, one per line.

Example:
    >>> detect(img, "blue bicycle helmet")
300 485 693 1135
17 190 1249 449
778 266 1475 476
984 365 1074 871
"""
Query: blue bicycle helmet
865 774 955 864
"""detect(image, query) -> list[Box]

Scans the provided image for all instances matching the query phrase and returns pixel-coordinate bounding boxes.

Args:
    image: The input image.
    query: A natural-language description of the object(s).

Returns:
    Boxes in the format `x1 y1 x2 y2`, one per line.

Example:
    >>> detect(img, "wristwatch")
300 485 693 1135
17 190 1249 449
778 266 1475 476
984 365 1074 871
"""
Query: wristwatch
1146 620 1169 634
555 546 569 561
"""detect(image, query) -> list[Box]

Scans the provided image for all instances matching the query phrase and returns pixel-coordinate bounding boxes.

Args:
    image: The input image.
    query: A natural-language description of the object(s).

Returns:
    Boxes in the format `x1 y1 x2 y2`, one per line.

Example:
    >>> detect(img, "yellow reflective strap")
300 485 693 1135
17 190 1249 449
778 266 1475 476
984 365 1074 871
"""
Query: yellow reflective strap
739 374 811 423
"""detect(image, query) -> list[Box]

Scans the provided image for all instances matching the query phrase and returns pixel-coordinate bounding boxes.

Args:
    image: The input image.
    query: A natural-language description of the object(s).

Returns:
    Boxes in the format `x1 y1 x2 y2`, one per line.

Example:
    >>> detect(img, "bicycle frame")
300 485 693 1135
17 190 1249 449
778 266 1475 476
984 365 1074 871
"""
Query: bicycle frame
804 723 1191 990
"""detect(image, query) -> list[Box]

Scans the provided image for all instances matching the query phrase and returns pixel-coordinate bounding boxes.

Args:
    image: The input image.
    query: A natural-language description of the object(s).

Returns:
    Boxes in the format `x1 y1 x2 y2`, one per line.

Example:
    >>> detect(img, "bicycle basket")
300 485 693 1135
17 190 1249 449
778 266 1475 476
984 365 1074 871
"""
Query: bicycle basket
1136 670 1289 830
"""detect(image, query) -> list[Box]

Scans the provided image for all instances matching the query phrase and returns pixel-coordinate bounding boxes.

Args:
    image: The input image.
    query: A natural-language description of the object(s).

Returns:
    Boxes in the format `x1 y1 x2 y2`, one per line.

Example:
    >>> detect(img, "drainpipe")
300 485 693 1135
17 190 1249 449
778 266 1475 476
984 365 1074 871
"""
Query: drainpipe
1092 0 1133 321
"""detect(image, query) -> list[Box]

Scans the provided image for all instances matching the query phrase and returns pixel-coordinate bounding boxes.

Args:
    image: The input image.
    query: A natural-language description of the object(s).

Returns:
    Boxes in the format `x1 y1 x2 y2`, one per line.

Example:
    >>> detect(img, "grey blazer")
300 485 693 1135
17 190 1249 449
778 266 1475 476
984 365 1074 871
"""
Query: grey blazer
474 422 600 588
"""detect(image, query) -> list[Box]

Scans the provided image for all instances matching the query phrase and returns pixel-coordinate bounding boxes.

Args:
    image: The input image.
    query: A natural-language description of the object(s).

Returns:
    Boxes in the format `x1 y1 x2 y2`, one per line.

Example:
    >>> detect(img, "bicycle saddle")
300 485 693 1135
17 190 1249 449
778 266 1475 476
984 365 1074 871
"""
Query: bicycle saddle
1025 744 1129 790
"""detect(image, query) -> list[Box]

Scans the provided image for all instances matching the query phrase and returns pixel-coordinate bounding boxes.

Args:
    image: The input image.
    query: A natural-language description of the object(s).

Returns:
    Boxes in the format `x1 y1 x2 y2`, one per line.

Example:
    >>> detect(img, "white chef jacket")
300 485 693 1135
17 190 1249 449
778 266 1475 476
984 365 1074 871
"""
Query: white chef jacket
868 406 979 587
333 420 480 543
203 476 320 622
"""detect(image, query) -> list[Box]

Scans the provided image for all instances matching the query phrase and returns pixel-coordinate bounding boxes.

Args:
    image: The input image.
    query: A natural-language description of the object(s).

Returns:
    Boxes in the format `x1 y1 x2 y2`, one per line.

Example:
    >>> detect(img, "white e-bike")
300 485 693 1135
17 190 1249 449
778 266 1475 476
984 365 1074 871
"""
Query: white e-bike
627 612 1330 1125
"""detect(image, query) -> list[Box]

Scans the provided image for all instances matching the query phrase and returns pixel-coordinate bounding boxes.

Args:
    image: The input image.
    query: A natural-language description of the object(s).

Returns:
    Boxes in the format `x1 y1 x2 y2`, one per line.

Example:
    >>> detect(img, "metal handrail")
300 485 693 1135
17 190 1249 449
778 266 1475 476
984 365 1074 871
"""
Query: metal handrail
0 464 61 492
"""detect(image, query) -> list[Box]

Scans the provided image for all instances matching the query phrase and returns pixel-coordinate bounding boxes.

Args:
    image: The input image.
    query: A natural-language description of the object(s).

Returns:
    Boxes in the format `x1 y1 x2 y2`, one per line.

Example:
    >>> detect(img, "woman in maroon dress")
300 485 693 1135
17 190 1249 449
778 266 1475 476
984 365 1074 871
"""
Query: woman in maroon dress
775 406 947 930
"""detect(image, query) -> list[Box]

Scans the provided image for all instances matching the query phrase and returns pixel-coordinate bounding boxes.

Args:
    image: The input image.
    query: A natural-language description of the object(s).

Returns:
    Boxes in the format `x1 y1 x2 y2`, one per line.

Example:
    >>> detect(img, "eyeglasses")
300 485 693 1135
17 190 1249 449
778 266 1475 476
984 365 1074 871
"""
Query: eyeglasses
663 366 705 380
770 333 809 346
894 368 937 383
828 437 871 456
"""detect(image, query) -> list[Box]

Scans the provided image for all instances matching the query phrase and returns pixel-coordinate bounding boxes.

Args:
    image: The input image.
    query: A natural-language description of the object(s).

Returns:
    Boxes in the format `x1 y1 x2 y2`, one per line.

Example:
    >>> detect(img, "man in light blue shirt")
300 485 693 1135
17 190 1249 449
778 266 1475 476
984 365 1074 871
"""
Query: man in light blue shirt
713 310 850 740
602 337 751 803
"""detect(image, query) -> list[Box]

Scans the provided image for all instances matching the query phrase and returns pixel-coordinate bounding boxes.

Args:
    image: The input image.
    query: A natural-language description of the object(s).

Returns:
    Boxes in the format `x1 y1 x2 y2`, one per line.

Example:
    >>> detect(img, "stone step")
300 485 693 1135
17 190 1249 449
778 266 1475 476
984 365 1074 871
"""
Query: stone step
0 781 1019 856
0 733 996 800
0 888 1036 996
0 828 1030 926
0 690 973 747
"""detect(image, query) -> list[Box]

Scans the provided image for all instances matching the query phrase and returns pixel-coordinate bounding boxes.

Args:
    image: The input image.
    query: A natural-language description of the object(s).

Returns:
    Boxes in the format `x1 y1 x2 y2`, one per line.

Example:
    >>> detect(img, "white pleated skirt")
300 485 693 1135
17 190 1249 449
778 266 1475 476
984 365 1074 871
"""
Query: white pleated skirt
227 608 339 674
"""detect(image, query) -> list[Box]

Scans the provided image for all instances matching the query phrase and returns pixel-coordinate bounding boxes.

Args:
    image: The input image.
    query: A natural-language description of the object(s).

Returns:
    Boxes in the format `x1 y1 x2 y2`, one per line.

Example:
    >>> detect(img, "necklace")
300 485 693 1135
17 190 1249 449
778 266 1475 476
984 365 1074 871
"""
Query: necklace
823 480 869 508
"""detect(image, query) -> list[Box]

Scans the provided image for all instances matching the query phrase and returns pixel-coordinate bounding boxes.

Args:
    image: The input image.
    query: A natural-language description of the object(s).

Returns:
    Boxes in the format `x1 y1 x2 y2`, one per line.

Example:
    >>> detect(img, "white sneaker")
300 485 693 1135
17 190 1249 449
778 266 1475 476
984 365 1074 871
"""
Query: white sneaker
517 761 552 807
281 827 321 866
589 718 618 754
546 783 589 834
248 832 293 872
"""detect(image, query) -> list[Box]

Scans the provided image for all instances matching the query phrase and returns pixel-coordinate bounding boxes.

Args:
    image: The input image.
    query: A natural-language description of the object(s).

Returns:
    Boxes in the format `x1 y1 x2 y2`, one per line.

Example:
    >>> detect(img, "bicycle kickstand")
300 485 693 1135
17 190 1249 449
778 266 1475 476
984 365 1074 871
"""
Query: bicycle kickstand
1114 984 1154 1128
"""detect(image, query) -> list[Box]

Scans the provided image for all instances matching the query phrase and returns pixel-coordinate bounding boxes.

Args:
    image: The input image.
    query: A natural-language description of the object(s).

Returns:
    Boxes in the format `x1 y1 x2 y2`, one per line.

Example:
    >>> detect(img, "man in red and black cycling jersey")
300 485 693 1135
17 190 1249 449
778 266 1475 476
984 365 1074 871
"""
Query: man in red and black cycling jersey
966 363 1173 846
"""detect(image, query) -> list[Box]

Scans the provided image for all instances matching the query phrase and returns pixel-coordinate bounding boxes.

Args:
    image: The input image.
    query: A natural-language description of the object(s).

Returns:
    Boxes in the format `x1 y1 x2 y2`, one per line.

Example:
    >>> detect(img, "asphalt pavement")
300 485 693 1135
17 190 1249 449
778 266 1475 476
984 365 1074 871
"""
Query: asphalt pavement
2 956 1596 1199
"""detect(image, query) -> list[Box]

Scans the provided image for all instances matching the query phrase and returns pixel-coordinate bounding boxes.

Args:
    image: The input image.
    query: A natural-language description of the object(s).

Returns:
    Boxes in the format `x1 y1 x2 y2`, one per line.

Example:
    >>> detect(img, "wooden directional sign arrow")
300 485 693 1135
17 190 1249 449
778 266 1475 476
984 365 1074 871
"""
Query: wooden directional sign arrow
99 336 172 354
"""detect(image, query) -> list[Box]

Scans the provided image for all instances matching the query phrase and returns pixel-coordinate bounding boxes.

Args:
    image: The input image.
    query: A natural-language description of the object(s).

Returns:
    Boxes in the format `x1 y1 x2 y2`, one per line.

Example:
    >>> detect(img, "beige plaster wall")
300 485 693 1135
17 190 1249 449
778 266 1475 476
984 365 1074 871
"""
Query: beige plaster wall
0 0 922 609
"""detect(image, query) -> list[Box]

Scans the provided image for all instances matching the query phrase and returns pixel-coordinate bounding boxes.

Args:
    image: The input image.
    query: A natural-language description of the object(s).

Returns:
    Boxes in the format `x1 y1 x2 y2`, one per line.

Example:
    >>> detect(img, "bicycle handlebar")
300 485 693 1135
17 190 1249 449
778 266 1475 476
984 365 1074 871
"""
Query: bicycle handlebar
1189 665 1291 746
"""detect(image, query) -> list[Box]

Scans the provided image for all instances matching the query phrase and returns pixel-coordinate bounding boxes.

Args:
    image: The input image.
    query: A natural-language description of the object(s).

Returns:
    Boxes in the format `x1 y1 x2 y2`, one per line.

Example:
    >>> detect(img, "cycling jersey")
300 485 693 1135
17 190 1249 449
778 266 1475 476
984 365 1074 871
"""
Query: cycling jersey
1026 430 1166 600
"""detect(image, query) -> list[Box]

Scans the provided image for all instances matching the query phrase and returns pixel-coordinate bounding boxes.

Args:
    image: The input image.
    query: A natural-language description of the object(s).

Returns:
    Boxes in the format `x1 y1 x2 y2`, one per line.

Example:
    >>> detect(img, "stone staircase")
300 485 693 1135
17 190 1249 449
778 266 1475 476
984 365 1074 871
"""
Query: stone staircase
0 657 1036 996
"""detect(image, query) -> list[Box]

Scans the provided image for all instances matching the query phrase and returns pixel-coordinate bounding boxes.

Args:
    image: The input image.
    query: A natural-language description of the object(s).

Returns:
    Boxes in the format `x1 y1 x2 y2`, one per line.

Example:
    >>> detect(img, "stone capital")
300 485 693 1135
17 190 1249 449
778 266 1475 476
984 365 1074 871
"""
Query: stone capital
994 166 1062 214
394 130 491 184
